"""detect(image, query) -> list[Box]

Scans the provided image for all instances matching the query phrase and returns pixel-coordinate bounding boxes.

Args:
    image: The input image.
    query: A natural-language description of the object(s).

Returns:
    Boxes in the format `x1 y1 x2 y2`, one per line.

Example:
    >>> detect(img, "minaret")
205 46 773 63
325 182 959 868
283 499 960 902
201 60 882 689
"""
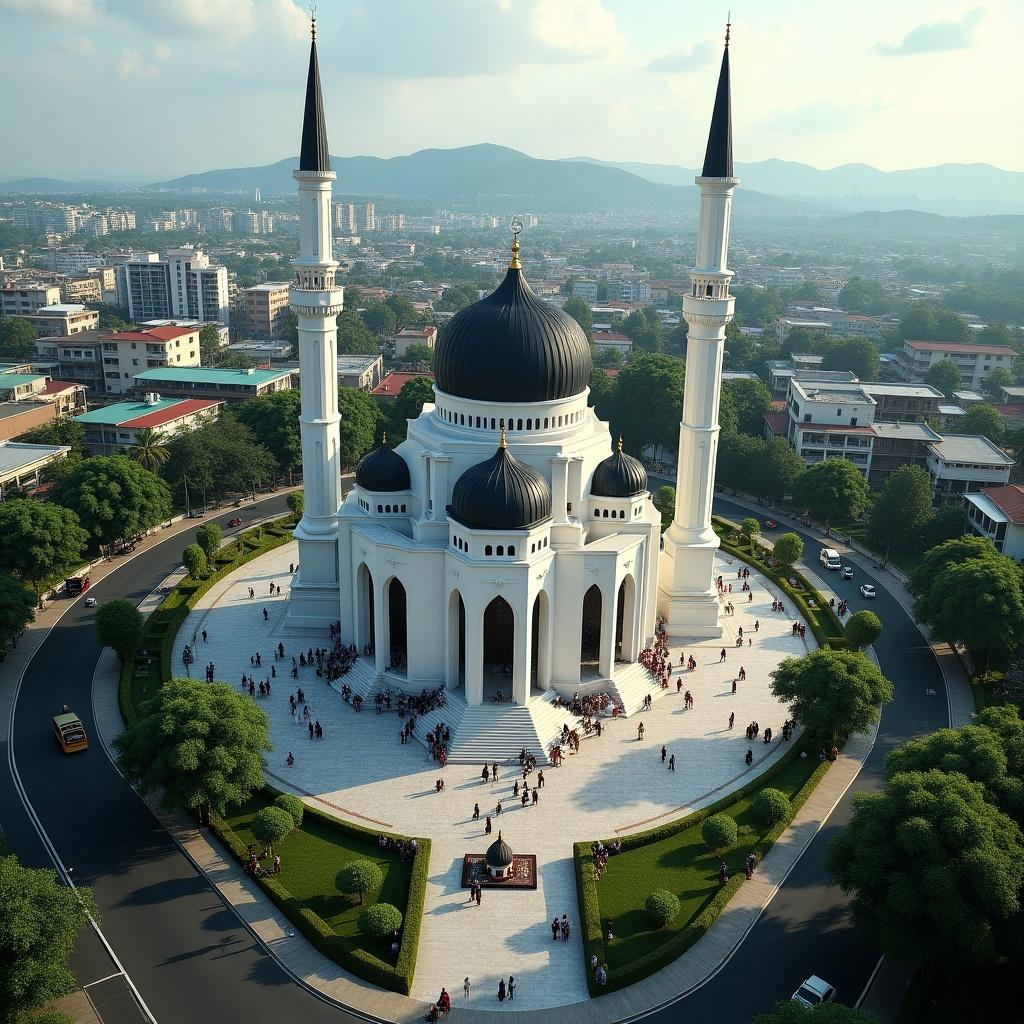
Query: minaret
287 13 344 627
659 25 737 638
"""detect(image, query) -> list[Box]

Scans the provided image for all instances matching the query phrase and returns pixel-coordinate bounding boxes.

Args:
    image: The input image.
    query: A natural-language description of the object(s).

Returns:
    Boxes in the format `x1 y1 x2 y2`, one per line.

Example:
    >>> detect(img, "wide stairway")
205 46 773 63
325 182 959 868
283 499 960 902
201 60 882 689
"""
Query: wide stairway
327 655 379 702
607 661 670 716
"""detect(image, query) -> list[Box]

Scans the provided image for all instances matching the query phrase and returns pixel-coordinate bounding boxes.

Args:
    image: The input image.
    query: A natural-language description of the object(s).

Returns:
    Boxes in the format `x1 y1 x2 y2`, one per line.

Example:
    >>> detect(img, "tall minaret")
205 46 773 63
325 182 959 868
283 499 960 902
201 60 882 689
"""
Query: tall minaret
659 25 737 638
287 13 344 627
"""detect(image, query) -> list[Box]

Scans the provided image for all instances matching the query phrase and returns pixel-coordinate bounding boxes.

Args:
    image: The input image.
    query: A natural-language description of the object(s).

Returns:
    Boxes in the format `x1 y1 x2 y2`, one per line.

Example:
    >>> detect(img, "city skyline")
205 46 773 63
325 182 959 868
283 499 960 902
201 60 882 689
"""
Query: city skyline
0 0 1020 180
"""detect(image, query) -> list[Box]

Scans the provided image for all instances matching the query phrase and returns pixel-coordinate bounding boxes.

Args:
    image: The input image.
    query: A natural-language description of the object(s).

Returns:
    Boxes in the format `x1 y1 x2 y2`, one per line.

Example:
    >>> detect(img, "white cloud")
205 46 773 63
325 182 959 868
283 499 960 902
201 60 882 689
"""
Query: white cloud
152 41 170 61
115 47 157 77
646 39 715 75
873 7 985 56
104 0 256 37
0 0 96 18
532 0 623 60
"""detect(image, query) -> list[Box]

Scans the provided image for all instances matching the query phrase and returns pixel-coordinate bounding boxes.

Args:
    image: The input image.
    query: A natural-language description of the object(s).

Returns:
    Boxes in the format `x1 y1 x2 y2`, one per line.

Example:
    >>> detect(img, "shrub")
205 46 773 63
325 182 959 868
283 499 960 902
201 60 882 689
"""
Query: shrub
96 598 144 662
287 490 304 518
274 793 305 828
251 806 294 856
358 902 403 939
752 788 792 828
195 522 221 562
701 813 738 852
645 889 681 929
182 543 207 579
337 859 383 906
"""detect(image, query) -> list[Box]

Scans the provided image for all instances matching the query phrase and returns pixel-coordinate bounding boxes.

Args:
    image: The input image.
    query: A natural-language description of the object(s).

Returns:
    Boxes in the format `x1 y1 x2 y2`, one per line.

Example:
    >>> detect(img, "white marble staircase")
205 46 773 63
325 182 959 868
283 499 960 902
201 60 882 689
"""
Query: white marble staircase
327 654 379 702
408 689 469 755
607 661 671 716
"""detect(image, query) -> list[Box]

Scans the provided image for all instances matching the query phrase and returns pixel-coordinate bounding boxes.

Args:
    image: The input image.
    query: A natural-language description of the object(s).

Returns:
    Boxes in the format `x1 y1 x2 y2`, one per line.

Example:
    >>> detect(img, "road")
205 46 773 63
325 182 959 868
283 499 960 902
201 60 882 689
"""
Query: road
0 494 947 1023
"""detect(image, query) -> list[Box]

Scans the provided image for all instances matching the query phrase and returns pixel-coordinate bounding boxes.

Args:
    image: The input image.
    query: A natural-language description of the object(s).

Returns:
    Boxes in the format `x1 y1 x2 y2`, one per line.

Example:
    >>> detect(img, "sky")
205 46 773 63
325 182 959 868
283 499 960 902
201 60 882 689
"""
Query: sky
0 0 1021 181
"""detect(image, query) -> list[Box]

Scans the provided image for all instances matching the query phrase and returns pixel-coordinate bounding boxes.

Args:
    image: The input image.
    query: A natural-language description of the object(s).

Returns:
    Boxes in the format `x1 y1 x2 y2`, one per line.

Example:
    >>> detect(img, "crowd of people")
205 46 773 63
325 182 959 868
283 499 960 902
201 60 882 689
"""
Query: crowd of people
589 838 623 882
377 833 419 862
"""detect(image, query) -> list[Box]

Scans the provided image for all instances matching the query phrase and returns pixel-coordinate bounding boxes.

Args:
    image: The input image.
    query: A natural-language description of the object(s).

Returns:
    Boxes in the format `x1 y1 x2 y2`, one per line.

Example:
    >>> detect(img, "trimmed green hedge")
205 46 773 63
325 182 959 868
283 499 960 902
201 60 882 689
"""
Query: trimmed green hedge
577 740 834 996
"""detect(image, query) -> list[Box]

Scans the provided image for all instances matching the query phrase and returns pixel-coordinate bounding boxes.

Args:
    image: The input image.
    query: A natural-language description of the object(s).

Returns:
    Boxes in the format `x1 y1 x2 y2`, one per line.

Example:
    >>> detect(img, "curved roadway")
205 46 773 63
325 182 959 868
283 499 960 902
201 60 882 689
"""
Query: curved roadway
0 496 947 1023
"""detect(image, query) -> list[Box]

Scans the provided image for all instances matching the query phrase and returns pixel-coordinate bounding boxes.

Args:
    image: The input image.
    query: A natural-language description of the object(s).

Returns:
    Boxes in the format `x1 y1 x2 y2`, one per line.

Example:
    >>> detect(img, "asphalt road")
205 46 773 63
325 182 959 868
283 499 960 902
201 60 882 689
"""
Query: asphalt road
0 494 947 1024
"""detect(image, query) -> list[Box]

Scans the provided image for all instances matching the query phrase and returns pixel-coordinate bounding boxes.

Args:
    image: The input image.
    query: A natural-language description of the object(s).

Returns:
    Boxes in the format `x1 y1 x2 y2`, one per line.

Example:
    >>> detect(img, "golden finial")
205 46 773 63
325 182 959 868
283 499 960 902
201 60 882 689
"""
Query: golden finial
509 216 523 270
725 13 731 47
310 4 317 41
381 431 387 446
617 435 623 453
499 420 507 448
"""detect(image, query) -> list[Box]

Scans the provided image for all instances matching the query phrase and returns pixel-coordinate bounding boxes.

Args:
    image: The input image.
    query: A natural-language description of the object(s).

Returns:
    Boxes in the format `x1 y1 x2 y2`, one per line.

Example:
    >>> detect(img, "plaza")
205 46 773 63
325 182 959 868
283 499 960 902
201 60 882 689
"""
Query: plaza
174 540 809 1010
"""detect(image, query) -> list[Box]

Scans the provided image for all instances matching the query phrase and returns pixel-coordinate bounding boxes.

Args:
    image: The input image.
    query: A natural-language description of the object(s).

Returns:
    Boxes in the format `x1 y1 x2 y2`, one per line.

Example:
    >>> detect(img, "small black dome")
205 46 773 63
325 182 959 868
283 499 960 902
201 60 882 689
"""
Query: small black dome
355 439 410 492
450 439 551 531
485 831 513 868
591 440 648 498
434 263 591 403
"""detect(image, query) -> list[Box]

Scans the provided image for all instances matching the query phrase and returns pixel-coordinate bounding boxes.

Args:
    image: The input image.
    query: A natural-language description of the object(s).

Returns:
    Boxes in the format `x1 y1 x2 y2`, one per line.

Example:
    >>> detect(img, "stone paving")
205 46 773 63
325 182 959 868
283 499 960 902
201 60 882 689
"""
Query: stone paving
174 541 811 1011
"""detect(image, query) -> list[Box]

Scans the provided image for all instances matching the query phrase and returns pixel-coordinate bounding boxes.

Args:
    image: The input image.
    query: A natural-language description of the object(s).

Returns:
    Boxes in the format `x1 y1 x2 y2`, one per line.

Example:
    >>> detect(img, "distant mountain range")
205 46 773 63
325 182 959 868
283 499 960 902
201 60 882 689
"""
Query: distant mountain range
569 157 1024 216
0 176 140 193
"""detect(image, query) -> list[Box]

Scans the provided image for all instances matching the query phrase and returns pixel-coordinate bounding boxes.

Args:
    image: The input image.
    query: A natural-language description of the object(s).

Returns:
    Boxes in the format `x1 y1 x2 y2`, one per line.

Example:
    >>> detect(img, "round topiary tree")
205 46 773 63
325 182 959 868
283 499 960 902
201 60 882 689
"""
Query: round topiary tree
251 805 294 858
337 859 383 906
182 542 207 580
358 902 403 939
845 610 883 650
273 793 304 828
752 788 792 828
701 813 738 852
644 889 681 929
287 490 304 520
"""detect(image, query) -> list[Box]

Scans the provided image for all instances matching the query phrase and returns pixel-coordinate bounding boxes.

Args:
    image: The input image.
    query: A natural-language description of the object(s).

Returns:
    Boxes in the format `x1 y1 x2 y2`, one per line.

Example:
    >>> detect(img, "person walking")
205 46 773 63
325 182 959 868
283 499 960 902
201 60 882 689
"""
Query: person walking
660 745 667 763
637 721 645 741
729 712 735 729
475 886 482 907
551 917 560 941
473 802 480 820
485 815 492 835
668 754 675 771
464 978 471 1001
508 976 516 1001
497 979 506 1003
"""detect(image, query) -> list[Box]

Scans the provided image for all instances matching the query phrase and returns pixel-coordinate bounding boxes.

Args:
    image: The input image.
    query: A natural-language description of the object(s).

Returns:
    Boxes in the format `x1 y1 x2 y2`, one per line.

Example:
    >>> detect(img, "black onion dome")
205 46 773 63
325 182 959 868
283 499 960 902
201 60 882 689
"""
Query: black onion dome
434 265 591 403
591 439 648 498
356 439 410 492
485 832 513 868
450 440 551 530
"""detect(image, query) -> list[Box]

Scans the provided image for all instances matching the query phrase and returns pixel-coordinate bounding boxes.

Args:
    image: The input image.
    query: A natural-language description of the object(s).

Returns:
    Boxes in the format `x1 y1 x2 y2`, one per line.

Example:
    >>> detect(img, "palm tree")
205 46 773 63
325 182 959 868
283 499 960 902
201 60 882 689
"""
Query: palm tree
130 428 169 471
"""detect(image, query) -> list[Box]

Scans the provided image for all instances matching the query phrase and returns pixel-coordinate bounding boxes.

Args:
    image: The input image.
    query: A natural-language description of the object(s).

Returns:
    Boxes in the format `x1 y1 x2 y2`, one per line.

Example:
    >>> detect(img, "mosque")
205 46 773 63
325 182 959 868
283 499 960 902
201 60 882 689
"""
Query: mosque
284 17 738 740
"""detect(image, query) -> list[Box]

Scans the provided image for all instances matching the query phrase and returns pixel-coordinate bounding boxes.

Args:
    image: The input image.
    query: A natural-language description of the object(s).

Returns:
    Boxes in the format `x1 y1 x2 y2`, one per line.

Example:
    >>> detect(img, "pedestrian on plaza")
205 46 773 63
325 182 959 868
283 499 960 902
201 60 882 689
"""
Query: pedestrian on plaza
668 754 675 771
508 977 516 1001
720 648 726 662
475 886 482 907
286 752 294 767
263 607 269 621
464 978 471 1001
532 787 538 805
202 629 208 643
495 801 502 816
473 802 480 820
308 721 314 740
551 917 560 941
637 721 645 741
745 748 753 766
661 745 667 763
485 816 492 835
481 766 489 784
538 770 545 788
497 979 506 1003
561 914 571 941
732 678 737 694
729 712 735 729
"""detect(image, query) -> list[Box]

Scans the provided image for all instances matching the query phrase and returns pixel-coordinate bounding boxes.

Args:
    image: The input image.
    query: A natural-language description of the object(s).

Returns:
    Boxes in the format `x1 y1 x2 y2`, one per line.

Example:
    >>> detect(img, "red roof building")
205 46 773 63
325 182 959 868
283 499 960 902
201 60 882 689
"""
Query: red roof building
371 371 434 400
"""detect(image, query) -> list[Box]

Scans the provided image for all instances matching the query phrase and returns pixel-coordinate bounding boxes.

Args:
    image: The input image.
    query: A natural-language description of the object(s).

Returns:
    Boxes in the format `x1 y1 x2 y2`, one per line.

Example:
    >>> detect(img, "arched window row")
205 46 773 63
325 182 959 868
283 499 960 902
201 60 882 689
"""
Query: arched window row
375 503 408 514
433 406 586 432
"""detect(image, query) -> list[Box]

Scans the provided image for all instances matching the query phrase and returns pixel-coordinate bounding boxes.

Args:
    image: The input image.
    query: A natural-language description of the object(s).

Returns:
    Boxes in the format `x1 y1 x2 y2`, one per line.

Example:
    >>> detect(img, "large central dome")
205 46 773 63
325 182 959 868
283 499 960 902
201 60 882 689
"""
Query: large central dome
434 258 592 404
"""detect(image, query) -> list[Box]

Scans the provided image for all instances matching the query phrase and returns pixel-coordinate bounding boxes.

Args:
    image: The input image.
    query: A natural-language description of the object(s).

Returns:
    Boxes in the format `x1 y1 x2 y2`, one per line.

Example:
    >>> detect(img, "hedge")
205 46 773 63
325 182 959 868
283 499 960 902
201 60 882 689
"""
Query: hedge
576 740 834 996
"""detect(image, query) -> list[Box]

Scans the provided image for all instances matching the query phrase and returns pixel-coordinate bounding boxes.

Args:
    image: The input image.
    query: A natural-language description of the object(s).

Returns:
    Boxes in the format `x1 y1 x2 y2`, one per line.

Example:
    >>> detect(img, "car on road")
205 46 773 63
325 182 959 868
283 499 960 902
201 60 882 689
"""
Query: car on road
860 584 876 599
53 710 89 754
84 596 97 608
764 519 777 529
792 976 835 1007
842 566 854 580
228 517 243 527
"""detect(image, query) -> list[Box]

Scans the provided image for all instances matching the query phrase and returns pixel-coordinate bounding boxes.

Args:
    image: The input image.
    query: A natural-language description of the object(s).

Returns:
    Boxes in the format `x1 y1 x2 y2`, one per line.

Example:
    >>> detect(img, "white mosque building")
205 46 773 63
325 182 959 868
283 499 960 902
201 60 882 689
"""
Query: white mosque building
285 17 738 751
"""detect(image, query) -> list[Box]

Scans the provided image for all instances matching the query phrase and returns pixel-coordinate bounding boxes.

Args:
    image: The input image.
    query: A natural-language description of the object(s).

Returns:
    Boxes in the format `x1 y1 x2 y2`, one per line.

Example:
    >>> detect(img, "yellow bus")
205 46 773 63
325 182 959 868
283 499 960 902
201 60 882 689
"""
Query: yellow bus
53 711 88 754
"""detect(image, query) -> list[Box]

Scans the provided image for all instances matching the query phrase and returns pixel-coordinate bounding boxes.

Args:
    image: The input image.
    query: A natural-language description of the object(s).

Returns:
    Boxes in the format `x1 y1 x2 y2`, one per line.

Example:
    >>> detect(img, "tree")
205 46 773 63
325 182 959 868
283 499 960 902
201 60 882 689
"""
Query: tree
845 610 883 650
959 402 1005 444
402 343 434 370
770 649 894 744
909 534 997 606
435 283 479 313
610 353 684 455
235 390 302 477
0 317 38 360
13 417 87 458
182 543 207 579
792 459 871 526
358 903 403 939
740 517 761 551
826 770 1024 967
592 345 623 369
336 859 383 906
287 490 304 519
199 324 222 364
751 438 806 503
95 598 144 662
563 297 594 340
753 1000 881 1024
752 788 791 827
918 505 969 552
655 486 675 516
723 377 772 436
195 523 222 563
385 294 416 326
387 376 435 441
273 793 305 828
0 853 99 1024
898 303 968 344
925 359 962 399
113 679 271 818
716 432 765 492
337 387 383 468
129 427 170 471
838 275 893 316
772 533 803 569
701 813 738 852
867 465 934 552
337 310 381 355
360 301 397 336
251 806 294 858
0 574 35 647
55 455 172 549
983 367 1015 401
645 889 681 928
621 306 664 354
0 500 88 597
823 338 880 381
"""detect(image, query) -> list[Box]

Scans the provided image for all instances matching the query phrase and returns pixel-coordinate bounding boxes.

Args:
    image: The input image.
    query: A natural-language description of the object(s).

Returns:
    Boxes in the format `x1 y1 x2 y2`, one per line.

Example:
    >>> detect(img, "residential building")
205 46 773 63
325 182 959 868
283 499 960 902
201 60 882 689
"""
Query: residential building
953 389 985 409
333 203 357 233
926 435 1013 503
122 248 230 325
799 379 943 423
35 379 87 416
34 333 105 393
1 282 62 317
965 485 1024 560
572 280 599 303
94 326 202 395
369 371 433 401
868 421 943 490
616 280 652 304
0 374 50 402
244 282 291 337
592 332 632 357
783 380 876 476
0 362 35 375
766 360 856 397
232 210 260 235
0 401 58 441
0 441 71 498
896 339 1017 391
130 365 294 402
774 317 832 343
362 202 375 232
392 325 437 359
337 354 383 391
121 254 171 320
23 303 98 337
76 395 222 456
227 340 292 362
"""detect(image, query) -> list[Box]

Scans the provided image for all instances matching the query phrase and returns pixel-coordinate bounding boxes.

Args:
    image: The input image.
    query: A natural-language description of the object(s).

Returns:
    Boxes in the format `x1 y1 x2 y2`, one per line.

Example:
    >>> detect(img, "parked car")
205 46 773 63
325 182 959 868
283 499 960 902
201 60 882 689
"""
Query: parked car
792 976 835 1007
842 566 854 580
228 517 243 528
860 584 876 599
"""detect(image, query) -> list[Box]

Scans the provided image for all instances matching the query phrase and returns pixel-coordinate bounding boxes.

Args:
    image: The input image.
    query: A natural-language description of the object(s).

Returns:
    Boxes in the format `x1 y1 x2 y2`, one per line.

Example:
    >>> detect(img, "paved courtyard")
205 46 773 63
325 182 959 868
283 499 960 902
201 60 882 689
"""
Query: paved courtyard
174 542 811 1010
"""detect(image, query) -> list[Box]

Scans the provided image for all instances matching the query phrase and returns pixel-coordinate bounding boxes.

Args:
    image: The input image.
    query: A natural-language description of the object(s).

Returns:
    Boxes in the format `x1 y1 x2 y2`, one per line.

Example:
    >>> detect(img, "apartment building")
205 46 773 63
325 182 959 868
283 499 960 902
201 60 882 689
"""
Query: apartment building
76 395 222 455
896 339 1016 391
131 365 294 402
23 303 99 337
94 326 201 395
244 282 291 338
1 282 62 317
392 325 437 359
337 355 383 391
0 441 72 498
783 380 877 477
121 248 230 325
964 485 1024 560
926 435 1013 503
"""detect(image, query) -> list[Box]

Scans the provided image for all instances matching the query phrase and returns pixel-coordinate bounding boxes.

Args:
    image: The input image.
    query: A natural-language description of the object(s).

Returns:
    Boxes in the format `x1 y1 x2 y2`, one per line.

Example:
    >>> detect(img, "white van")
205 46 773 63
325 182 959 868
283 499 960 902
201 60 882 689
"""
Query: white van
819 548 841 570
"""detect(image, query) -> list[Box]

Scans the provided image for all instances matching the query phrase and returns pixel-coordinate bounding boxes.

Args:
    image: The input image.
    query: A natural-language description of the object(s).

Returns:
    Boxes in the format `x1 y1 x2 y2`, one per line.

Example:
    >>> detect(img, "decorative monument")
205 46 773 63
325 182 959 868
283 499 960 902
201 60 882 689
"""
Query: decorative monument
485 831 514 880
461 831 537 890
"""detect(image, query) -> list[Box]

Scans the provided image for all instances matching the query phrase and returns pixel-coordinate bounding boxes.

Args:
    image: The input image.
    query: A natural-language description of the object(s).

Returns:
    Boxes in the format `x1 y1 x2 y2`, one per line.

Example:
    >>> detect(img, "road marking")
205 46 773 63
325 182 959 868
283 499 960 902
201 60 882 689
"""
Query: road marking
84 971 125 988
856 954 886 1008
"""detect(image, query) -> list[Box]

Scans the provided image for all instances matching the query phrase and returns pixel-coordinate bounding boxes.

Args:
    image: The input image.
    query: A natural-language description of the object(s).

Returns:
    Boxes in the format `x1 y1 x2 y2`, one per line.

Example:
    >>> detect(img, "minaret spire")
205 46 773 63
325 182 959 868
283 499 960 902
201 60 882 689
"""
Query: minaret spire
701 22 733 179
299 9 330 173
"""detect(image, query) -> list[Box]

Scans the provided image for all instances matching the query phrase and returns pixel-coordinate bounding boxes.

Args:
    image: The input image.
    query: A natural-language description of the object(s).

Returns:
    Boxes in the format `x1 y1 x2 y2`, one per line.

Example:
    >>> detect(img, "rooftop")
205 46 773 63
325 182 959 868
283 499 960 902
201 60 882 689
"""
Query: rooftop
870 422 943 442
938 405 966 416
763 411 789 435
244 282 291 292
32 303 88 315
952 390 985 402
40 379 82 396
791 381 874 405
0 374 45 389
370 371 433 397
978 484 1024 525
0 441 70 475
904 340 1017 356
808 380 943 400
132 366 292 385
927 434 1014 466
337 355 381 372
76 397 221 428
103 326 199 343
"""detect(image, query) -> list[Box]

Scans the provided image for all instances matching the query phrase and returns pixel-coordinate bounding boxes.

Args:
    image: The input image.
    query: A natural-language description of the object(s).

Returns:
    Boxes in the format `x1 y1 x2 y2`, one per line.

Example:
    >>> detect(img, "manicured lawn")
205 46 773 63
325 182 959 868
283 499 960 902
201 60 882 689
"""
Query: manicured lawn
223 795 412 962
593 749 821 972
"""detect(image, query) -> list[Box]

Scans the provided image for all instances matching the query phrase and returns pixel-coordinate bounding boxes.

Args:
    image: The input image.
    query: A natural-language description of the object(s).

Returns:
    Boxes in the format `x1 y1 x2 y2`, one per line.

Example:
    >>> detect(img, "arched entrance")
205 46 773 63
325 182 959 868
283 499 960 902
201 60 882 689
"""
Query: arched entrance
483 596 514 700
580 584 602 679
386 578 407 673
530 591 551 692
447 590 466 690
616 574 637 662
356 564 374 653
